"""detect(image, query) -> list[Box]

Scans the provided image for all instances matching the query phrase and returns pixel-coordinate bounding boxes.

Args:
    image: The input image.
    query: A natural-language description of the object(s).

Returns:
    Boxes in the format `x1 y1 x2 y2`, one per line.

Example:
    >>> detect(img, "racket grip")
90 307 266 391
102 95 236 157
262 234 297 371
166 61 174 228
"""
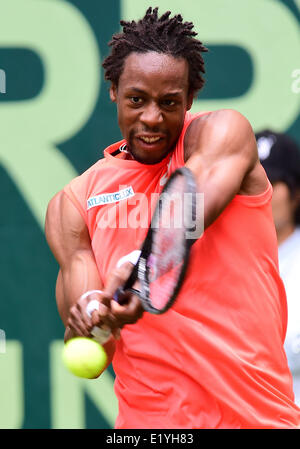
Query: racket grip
91 325 111 345
114 287 141 303
85 298 112 345
113 288 124 303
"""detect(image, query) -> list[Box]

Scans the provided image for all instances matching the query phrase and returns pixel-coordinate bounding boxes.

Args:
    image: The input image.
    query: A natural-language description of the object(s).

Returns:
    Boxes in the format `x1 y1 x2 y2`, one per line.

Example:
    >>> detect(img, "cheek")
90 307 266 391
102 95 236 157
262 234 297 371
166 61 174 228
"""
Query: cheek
117 108 130 133
118 106 135 125
168 114 186 137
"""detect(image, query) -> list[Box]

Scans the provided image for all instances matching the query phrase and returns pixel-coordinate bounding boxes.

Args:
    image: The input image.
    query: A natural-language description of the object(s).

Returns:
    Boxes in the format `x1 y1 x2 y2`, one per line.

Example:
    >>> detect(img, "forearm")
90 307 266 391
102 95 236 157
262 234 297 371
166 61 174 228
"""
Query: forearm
59 253 117 367
57 249 104 327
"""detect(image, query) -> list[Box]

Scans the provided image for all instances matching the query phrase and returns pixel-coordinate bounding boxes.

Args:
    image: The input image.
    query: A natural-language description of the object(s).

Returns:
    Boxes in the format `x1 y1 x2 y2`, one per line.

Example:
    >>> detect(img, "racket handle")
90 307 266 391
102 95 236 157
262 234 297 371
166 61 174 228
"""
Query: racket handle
113 290 121 302
91 325 111 345
84 284 140 343
114 287 141 303
115 250 141 298
85 298 112 345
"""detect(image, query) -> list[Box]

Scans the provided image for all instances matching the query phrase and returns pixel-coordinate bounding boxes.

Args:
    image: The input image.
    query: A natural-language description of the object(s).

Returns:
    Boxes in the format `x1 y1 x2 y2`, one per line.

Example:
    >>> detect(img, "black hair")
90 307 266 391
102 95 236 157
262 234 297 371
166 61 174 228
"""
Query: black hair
102 6 208 96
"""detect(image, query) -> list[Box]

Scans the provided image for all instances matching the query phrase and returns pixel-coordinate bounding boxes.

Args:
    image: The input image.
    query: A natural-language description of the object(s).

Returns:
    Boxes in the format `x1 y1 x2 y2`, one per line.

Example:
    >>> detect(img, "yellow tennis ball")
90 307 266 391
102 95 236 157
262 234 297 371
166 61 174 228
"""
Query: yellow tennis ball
62 337 107 379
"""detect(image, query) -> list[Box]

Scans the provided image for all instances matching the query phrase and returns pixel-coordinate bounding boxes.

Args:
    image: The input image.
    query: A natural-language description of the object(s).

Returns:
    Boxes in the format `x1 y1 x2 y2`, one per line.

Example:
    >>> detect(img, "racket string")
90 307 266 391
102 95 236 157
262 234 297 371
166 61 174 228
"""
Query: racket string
121 167 197 314
146 173 194 311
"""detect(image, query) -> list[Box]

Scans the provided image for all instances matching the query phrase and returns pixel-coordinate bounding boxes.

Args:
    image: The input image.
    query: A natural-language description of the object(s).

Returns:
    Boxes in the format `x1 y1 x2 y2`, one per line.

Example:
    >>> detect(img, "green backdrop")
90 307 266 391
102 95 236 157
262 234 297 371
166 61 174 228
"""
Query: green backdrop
0 0 299 429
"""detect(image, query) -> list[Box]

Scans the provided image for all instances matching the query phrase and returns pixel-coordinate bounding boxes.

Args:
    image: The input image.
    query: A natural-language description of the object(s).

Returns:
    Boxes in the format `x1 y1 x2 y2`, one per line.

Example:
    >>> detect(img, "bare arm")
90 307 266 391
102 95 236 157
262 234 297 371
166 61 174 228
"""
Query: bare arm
45 190 143 371
45 191 104 325
45 190 117 367
184 109 268 228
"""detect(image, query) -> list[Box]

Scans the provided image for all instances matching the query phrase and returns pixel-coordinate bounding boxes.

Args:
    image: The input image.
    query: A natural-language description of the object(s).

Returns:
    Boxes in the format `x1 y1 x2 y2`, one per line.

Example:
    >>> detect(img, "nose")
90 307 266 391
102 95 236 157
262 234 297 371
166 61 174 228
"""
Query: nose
140 102 163 129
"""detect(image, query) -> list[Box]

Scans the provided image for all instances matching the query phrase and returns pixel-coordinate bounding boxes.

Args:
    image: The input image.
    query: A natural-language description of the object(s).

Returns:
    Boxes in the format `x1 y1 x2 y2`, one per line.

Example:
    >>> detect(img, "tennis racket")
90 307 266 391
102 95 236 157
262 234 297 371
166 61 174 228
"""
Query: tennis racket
115 166 198 314
86 166 199 342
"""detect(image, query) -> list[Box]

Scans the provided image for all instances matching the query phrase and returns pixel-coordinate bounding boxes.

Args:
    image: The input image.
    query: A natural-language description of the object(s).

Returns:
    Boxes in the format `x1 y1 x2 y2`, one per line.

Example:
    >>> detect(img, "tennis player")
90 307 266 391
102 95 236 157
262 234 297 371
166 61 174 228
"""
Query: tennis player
45 8 300 428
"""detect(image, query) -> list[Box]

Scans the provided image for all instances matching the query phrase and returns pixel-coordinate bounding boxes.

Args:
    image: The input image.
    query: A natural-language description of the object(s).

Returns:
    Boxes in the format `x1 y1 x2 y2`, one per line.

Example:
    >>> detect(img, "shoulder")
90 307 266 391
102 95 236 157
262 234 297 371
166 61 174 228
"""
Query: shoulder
45 190 87 235
184 109 268 195
188 109 253 135
62 156 108 208
45 156 109 243
70 157 107 187
45 189 90 265
184 109 257 161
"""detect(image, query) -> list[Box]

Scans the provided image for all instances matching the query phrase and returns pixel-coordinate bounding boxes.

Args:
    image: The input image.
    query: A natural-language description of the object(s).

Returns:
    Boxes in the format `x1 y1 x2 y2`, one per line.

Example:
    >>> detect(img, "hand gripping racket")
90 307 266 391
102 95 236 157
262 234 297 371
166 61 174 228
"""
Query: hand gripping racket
86 166 199 342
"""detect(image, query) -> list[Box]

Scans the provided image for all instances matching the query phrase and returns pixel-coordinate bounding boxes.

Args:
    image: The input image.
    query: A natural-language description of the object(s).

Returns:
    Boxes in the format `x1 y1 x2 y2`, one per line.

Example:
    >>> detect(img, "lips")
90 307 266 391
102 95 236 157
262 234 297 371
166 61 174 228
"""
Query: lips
139 136 161 144
135 134 165 146
130 133 169 163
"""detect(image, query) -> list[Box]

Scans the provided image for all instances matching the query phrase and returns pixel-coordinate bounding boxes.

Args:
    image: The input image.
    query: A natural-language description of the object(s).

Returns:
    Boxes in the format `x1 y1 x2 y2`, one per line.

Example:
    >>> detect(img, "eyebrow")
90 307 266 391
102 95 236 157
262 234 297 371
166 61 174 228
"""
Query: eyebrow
126 87 183 97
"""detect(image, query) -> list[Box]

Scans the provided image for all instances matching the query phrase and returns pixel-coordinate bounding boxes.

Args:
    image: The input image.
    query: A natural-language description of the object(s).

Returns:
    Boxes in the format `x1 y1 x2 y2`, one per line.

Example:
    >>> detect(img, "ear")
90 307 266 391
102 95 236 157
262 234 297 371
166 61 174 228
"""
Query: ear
110 83 117 103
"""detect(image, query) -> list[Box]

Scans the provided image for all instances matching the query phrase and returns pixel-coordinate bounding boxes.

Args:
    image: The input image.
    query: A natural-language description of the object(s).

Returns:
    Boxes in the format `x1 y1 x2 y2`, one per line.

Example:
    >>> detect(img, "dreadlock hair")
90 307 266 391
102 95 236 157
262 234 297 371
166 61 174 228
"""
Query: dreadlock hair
102 7 208 97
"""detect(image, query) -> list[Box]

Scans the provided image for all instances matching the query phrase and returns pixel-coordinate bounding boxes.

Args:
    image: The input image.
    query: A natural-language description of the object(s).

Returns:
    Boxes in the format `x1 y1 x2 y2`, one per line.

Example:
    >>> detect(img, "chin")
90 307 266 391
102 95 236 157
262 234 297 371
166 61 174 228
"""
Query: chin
129 145 171 165
132 152 168 165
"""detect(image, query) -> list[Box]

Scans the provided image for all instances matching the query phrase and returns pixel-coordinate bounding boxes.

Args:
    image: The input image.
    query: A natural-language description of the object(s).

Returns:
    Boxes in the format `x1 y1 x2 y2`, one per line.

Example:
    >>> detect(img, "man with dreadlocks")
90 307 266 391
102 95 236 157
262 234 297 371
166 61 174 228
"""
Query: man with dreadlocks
45 8 300 428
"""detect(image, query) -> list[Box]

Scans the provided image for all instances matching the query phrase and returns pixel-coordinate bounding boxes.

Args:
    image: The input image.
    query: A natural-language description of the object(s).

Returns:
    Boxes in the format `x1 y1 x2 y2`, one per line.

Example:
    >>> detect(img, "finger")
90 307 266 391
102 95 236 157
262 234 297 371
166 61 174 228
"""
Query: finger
69 308 92 337
86 301 121 332
68 317 90 337
82 296 111 329
111 294 144 324
100 311 121 331
125 295 144 320
78 305 93 328
91 310 101 327
93 302 120 330
89 301 110 326
112 293 143 315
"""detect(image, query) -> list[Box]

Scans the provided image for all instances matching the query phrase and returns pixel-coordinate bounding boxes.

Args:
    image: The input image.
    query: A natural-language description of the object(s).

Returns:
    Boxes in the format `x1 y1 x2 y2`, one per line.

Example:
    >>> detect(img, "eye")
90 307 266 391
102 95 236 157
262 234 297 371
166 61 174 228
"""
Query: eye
130 96 142 104
162 99 176 107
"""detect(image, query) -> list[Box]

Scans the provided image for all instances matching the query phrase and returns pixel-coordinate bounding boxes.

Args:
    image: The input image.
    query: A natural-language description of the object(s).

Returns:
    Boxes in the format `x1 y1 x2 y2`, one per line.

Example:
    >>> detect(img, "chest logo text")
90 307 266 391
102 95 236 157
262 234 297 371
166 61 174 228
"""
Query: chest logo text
87 186 135 210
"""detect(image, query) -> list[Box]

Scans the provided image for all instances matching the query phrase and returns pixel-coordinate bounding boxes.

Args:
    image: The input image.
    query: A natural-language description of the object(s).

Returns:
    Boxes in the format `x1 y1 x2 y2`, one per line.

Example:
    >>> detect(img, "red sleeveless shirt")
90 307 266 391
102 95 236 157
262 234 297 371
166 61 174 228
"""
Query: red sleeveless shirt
64 111 300 429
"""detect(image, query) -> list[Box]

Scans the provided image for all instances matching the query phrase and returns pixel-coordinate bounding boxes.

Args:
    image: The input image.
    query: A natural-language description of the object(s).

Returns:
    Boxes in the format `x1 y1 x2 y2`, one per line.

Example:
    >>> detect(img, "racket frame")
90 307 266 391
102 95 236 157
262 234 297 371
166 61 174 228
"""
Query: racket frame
118 166 198 314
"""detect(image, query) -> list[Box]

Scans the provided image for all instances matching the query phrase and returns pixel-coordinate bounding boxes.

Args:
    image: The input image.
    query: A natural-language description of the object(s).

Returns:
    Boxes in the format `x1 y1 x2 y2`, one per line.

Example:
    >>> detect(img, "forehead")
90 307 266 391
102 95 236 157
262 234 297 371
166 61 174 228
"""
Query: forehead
118 51 189 94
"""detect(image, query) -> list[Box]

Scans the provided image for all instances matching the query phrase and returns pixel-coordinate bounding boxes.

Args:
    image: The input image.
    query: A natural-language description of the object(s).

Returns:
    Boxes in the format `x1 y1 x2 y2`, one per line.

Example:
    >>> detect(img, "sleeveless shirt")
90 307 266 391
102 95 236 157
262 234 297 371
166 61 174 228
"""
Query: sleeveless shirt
64 111 300 428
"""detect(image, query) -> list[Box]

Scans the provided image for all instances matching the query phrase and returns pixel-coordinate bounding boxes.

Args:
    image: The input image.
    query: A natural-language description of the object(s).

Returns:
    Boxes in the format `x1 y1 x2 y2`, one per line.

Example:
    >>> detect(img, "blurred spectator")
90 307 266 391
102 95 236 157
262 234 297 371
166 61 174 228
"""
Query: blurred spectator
256 130 300 406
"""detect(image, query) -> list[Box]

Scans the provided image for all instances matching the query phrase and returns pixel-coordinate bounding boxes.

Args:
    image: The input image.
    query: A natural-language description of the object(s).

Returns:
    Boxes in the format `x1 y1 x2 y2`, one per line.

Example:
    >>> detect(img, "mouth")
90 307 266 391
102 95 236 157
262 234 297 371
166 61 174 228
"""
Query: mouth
138 135 162 144
135 134 165 149
128 132 170 163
